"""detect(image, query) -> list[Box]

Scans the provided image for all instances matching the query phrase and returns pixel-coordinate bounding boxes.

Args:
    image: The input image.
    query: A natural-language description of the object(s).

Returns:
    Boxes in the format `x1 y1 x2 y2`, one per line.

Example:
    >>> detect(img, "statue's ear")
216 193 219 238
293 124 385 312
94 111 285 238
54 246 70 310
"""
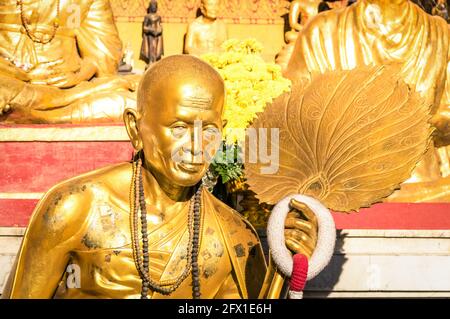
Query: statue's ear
124 108 143 151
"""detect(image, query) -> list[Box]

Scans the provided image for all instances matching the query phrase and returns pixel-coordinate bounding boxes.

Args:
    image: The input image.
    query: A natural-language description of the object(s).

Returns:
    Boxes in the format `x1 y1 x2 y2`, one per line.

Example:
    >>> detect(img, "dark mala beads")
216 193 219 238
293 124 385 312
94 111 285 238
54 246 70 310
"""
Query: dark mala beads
132 157 203 299
191 186 202 299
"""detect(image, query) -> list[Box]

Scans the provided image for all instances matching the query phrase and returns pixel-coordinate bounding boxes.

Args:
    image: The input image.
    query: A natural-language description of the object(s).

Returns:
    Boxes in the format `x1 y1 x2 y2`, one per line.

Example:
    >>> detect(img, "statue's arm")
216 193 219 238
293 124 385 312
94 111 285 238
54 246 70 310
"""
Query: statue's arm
219 21 228 46
149 23 163 37
2 186 91 298
184 23 198 55
289 1 303 31
214 241 268 299
214 273 242 298
75 0 123 77
142 16 152 34
0 58 29 82
143 17 162 37
260 199 319 299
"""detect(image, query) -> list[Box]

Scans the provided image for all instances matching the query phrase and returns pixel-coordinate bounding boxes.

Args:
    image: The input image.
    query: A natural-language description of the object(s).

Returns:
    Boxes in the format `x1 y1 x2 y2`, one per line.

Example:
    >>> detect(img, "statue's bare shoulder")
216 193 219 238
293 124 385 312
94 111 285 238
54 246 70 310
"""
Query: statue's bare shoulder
26 162 132 248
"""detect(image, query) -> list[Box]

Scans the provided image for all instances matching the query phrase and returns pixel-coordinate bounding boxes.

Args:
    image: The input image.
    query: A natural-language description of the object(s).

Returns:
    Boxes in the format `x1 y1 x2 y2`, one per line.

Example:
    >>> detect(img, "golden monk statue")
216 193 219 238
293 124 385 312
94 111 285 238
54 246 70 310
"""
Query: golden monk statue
3 55 317 299
285 0 450 202
184 0 227 56
276 0 321 71
0 0 137 124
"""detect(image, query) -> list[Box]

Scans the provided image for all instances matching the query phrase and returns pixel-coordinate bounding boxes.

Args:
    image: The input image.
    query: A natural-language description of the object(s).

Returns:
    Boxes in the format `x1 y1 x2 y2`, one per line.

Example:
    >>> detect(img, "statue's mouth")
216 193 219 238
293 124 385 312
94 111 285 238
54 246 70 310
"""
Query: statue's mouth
178 161 204 173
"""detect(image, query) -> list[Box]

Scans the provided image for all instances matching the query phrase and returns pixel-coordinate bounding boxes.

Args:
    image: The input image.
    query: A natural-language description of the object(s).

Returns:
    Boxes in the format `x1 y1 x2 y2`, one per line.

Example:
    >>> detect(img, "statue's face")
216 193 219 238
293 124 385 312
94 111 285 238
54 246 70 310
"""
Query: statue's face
138 82 224 187
201 0 220 19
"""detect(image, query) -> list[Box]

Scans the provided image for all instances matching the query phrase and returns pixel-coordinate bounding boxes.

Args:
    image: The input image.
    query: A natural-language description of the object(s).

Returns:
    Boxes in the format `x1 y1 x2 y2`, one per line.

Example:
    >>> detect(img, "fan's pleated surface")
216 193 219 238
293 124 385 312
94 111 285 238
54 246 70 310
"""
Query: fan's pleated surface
245 66 432 212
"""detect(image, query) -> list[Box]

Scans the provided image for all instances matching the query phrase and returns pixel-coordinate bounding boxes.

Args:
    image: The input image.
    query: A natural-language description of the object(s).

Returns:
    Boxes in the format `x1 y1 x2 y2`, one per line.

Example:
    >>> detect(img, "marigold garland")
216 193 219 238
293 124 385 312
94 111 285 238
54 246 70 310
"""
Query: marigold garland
201 38 291 143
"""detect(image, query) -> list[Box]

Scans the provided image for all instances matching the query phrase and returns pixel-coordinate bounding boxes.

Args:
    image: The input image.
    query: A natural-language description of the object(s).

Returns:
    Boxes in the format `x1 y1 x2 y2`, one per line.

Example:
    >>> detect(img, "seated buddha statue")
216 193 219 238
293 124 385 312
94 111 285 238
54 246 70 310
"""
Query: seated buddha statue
0 0 138 124
3 55 317 299
184 0 227 57
276 0 321 72
285 0 450 202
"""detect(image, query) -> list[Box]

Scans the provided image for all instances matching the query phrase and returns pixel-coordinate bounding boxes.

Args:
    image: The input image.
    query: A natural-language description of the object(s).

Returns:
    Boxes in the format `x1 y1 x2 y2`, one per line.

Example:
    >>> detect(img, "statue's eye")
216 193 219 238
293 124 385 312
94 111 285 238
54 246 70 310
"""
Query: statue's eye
171 125 188 137
204 126 218 135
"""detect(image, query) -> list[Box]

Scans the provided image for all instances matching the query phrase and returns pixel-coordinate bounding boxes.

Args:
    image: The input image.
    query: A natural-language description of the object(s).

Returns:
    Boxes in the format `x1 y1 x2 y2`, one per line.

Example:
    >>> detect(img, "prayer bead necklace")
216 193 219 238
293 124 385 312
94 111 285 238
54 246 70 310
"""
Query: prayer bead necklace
17 0 60 44
130 156 202 299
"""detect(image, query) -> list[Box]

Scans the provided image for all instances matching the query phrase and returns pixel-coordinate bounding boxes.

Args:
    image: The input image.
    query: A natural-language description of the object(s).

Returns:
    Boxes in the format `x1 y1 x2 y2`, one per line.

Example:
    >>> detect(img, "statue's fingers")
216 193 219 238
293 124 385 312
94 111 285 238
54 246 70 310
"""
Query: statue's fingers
287 210 301 219
31 75 67 86
294 218 317 243
47 76 71 87
45 58 65 67
285 229 316 252
285 217 317 241
285 237 312 258
290 199 318 224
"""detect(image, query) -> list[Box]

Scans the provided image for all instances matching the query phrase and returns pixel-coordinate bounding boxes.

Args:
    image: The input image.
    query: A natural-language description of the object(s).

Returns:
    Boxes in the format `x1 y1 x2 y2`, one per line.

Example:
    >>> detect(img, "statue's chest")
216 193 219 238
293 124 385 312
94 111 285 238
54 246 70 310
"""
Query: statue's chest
65 205 232 298
80 202 131 250
197 23 223 42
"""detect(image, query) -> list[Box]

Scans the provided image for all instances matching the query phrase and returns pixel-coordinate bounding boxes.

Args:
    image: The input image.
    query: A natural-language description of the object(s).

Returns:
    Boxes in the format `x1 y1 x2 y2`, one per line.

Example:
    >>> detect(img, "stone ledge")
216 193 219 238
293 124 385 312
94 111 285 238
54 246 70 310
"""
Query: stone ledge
2 228 450 297
0 227 25 236
0 124 130 142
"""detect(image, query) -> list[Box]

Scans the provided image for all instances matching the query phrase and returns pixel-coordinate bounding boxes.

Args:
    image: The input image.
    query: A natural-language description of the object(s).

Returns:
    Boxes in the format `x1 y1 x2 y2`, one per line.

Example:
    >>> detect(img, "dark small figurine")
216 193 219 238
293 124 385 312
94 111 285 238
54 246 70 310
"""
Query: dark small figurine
412 0 450 22
432 0 449 22
140 0 164 67
318 1 331 12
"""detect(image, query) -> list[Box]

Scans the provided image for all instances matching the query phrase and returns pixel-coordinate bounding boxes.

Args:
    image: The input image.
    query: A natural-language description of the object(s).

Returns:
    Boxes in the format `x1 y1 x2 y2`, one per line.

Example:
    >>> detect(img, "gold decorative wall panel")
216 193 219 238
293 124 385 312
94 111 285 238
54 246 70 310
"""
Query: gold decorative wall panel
110 0 288 24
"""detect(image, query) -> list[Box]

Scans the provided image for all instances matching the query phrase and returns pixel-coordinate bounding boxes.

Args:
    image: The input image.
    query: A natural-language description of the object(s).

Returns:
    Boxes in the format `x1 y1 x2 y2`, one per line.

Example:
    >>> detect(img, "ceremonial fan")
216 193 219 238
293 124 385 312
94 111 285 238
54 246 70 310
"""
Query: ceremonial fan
244 65 432 298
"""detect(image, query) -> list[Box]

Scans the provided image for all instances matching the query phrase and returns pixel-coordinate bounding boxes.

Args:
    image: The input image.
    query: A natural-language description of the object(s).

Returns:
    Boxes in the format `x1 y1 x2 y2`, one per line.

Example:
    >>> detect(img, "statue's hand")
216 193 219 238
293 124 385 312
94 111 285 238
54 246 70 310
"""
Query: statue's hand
29 58 97 88
0 74 28 115
0 58 30 82
284 198 318 259
0 95 12 115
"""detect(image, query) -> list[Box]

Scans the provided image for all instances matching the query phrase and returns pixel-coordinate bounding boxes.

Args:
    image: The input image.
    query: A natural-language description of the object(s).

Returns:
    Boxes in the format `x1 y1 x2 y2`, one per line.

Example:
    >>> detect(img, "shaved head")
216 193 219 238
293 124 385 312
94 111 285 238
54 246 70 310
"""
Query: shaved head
125 54 226 188
137 55 225 117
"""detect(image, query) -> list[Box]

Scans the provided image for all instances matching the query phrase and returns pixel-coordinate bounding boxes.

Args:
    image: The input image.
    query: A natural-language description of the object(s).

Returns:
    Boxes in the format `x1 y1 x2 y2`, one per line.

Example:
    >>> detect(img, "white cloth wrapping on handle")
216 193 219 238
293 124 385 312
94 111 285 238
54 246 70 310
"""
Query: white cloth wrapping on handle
267 194 336 281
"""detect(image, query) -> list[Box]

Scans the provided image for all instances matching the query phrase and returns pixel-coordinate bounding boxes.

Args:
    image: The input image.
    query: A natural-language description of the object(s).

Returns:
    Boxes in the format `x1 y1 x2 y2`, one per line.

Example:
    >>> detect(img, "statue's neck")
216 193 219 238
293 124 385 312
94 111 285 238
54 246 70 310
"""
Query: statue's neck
142 165 195 206
201 15 217 24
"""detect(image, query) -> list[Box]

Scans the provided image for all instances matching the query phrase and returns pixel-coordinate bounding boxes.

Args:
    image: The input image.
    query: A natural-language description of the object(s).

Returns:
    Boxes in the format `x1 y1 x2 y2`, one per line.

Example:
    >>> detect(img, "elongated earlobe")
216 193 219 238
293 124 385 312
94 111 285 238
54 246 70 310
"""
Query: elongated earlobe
124 108 143 151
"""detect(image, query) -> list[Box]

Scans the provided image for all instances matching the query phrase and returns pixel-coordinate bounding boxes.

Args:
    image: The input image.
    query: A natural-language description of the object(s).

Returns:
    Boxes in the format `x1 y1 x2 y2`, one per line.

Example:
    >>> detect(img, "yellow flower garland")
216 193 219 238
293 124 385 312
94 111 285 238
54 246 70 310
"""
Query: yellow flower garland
201 38 291 143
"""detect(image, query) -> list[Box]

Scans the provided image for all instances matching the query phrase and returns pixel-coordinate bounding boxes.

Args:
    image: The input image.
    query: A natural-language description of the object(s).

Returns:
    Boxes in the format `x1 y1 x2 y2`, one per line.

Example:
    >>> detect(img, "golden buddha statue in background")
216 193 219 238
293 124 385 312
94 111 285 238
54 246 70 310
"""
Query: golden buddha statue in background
285 0 321 42
285 0 450 202
184 0 228 56
3 56 317 299
276 0 321 71
0 0 137 124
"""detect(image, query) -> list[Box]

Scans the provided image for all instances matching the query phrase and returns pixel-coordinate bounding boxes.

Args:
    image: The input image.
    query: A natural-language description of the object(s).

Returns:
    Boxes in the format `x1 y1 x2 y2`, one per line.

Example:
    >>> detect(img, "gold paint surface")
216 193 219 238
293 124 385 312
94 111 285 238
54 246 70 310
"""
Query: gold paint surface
184 0 228 56
0 0 138 124
110 0 288 24
285 0 450 201
2 56 278 299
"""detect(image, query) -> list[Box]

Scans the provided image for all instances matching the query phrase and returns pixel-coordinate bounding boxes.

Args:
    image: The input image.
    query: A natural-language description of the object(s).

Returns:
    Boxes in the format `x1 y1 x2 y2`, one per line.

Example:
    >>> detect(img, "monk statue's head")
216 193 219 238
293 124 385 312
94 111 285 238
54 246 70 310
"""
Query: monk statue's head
124 55 225 188
200 0 220 20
